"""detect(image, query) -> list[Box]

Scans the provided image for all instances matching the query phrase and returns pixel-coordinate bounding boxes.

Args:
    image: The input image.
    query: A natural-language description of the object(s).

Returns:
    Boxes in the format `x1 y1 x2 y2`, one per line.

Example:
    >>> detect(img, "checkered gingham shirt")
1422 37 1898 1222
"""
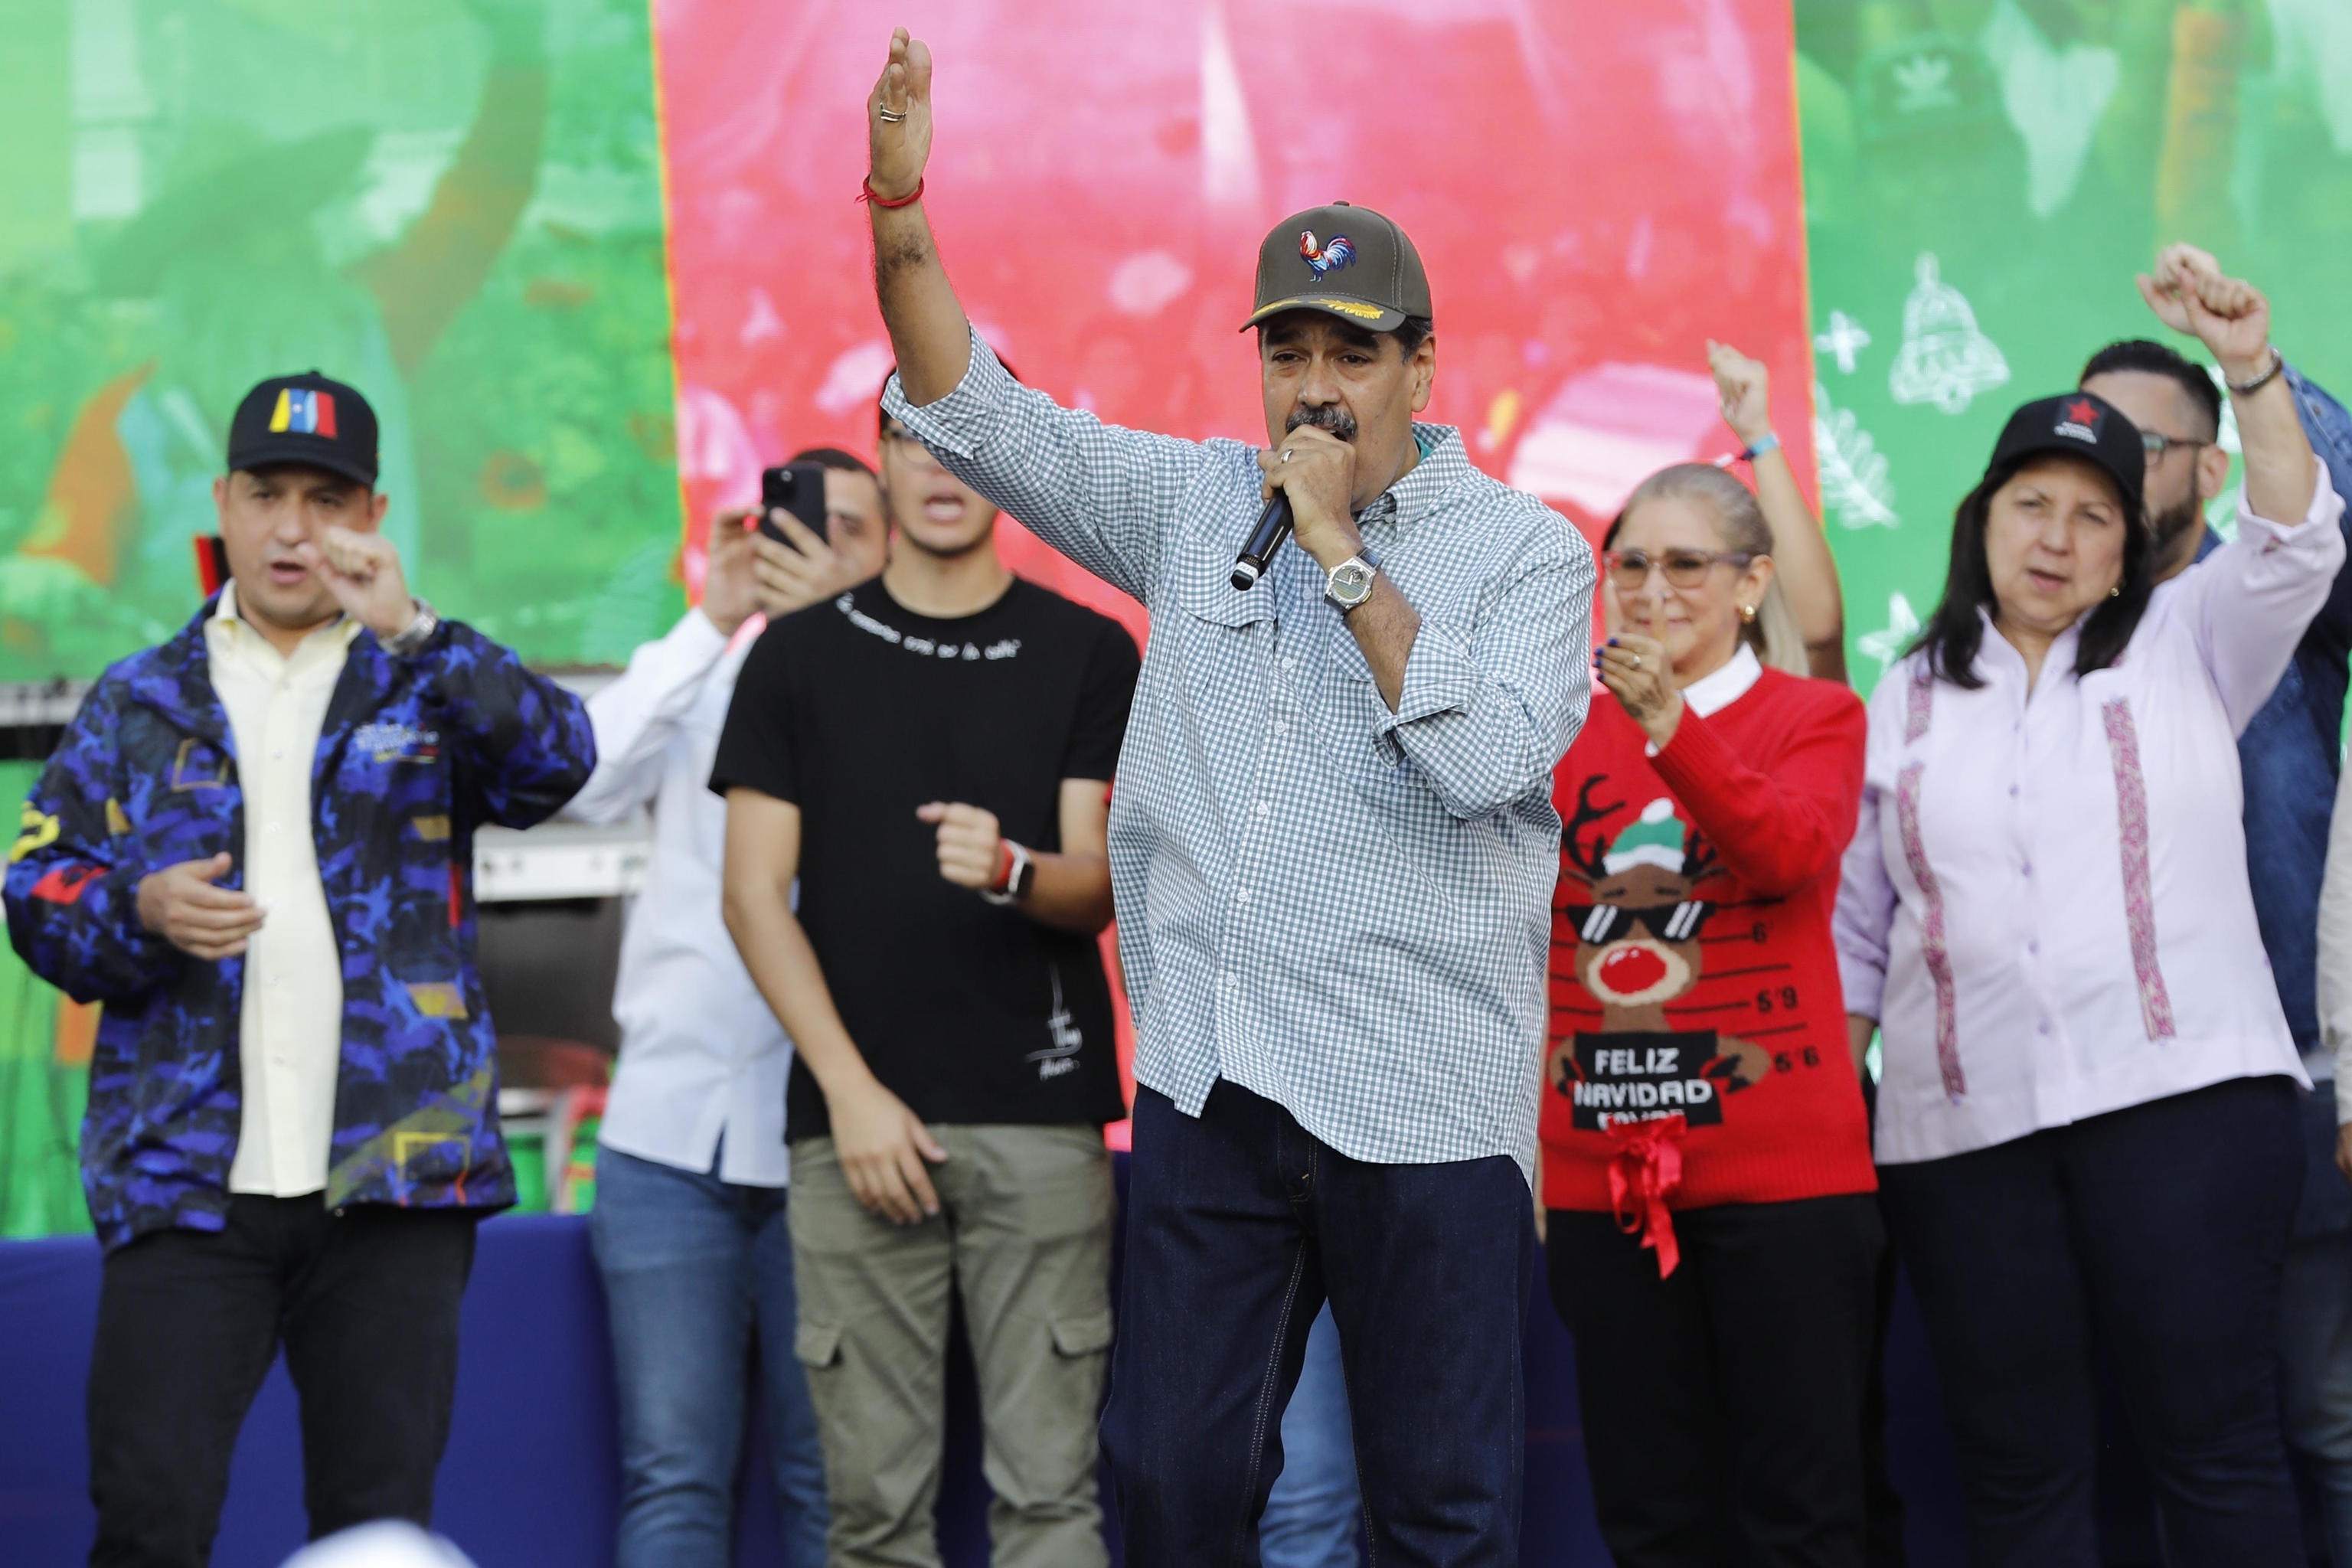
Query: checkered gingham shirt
885 331 1593 1181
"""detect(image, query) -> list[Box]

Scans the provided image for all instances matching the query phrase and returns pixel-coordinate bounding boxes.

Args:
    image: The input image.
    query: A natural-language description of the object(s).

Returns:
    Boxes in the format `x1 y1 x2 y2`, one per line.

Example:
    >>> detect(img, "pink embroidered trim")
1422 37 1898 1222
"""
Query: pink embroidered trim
2101 697 2177 1041
1896 762 1965 1101
1904 665 1933 743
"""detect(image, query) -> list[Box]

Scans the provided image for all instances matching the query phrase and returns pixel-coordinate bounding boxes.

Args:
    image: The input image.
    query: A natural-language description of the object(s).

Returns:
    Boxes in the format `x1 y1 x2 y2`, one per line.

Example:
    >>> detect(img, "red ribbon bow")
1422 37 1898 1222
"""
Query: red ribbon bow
1605 1114 1688 1278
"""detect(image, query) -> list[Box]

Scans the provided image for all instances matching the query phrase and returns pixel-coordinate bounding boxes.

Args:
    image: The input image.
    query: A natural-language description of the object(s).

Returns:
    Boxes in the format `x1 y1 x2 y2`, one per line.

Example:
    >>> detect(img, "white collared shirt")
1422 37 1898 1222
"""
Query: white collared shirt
568 609 793 1186
207 584 359 1197
1838 479 2345 1164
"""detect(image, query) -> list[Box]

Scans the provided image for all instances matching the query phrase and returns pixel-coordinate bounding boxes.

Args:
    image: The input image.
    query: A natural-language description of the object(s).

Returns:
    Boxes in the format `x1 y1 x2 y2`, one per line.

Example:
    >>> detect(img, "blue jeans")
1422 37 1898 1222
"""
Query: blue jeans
1880 1076 2305 1567
591 1145 828 1568
2281 1079 2352 1566
1259 1305 1361 1568
1102 1083 1532 1566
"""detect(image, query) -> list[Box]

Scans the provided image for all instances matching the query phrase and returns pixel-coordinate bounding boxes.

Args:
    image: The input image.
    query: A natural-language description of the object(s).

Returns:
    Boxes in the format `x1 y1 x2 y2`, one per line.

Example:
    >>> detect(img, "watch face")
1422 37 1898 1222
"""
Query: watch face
1332 561 1374 603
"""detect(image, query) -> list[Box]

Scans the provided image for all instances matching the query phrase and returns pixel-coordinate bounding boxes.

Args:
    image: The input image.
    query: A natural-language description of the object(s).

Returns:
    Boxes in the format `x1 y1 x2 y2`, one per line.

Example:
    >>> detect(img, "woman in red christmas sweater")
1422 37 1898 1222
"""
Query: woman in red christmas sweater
1544 460 1880 1566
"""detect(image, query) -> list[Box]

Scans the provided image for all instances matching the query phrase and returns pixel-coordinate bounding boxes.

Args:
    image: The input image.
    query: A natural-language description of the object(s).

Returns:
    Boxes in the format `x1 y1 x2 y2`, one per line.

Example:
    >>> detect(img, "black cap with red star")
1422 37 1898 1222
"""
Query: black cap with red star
1984 390 2145 515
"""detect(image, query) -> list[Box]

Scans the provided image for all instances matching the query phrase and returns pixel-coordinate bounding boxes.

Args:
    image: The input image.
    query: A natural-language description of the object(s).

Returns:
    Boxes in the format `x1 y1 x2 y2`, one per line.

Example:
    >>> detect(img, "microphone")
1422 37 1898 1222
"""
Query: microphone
1230 493 1293 590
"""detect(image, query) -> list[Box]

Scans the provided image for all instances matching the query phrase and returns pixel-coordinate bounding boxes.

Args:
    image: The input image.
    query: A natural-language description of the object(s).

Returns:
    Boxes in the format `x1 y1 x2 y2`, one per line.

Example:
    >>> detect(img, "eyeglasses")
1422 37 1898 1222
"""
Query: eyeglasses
2139 430 2210 466
1602 548 1756 590
1561 900 1713 946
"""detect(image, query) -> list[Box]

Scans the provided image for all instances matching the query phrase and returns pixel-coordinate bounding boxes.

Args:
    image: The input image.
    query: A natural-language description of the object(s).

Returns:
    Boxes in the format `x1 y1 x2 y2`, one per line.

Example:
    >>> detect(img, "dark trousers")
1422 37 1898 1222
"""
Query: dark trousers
1878 1076 2305 1567
87 1195 479 1568
1546 1194 1885 1567
1857 1072 1907 1568
1101 1083 1535 1567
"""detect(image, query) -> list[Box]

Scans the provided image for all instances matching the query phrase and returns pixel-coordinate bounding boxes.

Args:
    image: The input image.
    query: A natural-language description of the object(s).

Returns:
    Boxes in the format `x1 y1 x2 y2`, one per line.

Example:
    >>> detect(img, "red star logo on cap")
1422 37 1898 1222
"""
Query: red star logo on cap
2063 398 2102 428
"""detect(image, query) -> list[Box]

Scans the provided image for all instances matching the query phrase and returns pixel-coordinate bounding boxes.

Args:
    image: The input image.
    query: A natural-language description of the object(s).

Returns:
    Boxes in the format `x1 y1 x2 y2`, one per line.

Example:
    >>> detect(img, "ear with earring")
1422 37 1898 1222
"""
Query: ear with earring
1739 602 1757 622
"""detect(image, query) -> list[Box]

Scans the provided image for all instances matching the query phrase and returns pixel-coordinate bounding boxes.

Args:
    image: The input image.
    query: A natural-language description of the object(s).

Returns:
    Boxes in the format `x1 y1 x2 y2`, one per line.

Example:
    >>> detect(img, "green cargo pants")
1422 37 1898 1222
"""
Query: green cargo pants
788 1123 1116 1568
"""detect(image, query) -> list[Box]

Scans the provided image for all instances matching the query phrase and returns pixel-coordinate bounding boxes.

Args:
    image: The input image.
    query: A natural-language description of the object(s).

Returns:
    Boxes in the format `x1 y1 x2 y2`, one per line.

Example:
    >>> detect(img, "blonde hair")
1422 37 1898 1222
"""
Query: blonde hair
1609 462 1810 677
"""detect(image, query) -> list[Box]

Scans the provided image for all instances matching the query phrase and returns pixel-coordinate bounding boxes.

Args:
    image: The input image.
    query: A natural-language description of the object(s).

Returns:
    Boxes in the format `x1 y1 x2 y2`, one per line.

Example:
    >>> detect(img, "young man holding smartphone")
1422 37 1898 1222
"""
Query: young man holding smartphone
715 390 1139 1567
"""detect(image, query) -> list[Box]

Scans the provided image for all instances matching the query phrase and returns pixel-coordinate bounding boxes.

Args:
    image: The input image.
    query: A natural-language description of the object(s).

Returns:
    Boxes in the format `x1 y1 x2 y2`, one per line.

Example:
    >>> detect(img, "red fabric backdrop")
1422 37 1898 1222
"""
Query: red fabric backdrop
651 0 1818 1127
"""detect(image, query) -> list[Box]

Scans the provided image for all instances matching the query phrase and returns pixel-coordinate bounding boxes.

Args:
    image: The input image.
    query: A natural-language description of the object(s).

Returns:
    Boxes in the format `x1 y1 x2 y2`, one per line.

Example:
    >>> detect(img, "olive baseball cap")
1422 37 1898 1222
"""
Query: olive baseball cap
1240 201 1432 334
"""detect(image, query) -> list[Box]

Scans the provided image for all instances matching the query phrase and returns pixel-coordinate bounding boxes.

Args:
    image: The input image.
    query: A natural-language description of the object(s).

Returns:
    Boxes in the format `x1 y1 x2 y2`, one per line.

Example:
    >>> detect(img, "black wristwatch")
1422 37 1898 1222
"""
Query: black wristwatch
980 841 1034 906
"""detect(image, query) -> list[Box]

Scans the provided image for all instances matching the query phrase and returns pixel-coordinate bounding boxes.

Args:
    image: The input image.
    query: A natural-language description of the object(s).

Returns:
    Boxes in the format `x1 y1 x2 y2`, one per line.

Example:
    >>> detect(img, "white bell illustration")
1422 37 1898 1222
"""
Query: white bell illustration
1888 253 2010 416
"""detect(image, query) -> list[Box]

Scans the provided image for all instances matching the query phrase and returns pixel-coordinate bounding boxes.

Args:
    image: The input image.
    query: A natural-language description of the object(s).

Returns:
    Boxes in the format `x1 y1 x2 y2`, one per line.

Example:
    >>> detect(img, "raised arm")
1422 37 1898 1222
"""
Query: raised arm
861 30 1202 603
864 30 970 407
1709 341 1845 681
2141 249 2346 725
1645 688 1867 900
2141 246 2318 524
565 610 730 825
301 524 595 828
568 510 770 825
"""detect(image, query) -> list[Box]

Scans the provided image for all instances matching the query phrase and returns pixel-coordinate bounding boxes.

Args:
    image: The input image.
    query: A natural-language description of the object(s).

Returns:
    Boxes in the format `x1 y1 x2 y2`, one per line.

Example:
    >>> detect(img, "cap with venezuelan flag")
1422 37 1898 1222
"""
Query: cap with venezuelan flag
226 370 380 488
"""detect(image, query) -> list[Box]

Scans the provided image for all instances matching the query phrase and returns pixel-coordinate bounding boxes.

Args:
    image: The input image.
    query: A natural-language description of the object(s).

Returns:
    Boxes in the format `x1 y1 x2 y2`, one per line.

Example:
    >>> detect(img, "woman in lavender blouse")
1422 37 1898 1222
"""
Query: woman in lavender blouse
1834 258 2341 1568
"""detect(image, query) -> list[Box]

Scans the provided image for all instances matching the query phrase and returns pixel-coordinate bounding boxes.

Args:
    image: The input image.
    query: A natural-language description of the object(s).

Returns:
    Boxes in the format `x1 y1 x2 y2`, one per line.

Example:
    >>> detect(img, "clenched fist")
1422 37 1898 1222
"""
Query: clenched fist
292 525 418 642
916 801 1005 891
1706 340 1772 446
2137 243 2273 384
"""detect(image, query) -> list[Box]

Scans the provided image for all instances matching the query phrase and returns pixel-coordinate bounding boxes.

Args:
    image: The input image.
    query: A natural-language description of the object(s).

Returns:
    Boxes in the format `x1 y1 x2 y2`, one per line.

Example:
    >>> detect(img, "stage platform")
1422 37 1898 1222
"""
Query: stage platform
0 1162 1983 1566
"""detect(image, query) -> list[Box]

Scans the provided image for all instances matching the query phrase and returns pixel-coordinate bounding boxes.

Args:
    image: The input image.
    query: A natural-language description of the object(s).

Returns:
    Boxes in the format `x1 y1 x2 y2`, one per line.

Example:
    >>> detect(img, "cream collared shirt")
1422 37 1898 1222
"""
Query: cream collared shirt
206 583 359 1197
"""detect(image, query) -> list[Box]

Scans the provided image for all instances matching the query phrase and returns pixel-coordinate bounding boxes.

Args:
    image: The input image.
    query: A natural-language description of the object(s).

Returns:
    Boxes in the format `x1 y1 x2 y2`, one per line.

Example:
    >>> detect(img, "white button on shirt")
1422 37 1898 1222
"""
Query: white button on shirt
1837 480 2346 1165
207 584 360 1198
569 610 794 1187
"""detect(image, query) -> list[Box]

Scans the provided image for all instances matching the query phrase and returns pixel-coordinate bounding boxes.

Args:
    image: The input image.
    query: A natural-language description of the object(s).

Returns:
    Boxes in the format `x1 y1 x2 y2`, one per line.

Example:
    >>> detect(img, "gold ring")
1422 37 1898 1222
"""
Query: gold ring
1628 653 1642 670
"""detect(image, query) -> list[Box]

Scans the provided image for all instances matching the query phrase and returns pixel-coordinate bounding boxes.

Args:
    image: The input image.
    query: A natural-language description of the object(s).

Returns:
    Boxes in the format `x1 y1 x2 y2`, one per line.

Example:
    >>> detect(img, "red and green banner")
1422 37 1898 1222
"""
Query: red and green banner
4 0 2349 1233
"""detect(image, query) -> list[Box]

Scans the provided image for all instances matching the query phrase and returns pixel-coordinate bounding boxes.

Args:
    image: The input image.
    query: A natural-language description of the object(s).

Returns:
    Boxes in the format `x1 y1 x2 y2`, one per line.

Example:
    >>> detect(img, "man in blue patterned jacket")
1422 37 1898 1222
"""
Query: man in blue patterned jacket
5 371 595 1566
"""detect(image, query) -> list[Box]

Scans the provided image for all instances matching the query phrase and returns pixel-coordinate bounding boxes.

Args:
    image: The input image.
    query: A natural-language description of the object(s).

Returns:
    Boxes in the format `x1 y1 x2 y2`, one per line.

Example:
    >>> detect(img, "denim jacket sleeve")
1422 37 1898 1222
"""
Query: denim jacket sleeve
2 679 179 1004
407 621 598 829
2289 364 2352 656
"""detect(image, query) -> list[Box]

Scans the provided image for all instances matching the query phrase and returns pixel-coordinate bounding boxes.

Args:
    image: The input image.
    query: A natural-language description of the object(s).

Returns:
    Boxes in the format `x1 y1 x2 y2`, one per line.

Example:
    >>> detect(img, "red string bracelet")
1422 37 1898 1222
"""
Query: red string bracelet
859 177 924 210
988 839 1016 893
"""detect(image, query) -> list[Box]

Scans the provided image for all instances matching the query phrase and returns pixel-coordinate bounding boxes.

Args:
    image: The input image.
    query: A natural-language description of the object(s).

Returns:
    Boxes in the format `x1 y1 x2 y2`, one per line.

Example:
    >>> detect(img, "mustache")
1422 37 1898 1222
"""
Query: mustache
1285 404 1358 442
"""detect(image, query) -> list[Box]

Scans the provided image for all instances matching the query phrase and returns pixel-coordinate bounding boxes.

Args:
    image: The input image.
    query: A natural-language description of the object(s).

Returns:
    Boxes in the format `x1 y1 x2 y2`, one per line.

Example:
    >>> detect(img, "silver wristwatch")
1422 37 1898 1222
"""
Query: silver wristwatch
1323 552 1379 616
381 597 441 658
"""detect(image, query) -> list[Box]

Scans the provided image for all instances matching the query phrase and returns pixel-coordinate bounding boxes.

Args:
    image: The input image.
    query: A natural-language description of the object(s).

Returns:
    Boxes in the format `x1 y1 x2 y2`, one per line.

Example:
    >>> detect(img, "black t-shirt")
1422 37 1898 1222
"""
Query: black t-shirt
710 577 1139 1137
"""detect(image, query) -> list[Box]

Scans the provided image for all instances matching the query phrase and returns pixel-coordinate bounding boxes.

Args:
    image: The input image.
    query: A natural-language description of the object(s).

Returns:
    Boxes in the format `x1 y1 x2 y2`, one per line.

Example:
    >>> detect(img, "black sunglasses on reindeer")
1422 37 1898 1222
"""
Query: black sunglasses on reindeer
1602 548 1757 590
1563 900 1713 946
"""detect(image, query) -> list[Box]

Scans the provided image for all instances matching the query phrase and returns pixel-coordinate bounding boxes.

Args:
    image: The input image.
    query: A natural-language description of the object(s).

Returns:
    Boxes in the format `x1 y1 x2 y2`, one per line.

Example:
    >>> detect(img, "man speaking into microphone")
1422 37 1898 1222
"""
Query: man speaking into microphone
859 29 1592 1562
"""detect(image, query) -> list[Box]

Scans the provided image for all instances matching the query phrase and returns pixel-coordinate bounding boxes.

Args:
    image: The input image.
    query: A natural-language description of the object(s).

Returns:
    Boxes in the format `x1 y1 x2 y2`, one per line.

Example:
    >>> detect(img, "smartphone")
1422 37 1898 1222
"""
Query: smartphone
758 462 831 549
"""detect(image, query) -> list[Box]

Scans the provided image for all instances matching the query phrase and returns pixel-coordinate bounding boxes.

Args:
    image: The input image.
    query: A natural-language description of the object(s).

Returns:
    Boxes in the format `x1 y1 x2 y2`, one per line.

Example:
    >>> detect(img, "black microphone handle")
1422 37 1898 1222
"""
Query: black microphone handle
1230 494 1295 590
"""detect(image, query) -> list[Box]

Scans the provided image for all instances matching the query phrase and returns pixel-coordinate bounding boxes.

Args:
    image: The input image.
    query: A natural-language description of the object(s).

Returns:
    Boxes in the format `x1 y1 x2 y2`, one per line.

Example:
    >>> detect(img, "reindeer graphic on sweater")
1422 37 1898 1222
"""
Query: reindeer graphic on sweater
1547 784 1770 1130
